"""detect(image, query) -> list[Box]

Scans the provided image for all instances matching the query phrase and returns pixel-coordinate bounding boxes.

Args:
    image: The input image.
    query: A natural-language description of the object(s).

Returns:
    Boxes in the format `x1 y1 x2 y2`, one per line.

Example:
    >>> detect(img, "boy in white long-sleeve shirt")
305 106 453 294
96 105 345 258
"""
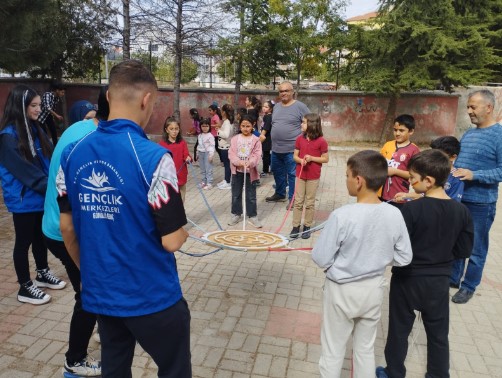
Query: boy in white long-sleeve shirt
312 150 412 378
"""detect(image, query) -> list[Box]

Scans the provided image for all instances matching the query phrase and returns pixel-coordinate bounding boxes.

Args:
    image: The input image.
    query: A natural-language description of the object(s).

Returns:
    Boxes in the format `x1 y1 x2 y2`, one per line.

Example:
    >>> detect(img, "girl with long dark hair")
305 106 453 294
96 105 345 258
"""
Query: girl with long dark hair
0 85 66 305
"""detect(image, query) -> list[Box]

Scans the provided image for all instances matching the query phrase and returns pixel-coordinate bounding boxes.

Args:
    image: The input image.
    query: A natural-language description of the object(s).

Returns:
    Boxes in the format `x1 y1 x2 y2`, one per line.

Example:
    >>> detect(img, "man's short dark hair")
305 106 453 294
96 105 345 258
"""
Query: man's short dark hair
109 59 158 93
408 149 450 187
95 85 109 121
347 150 388 191
430 136 460 157
50 80 65 91
394 114 415 131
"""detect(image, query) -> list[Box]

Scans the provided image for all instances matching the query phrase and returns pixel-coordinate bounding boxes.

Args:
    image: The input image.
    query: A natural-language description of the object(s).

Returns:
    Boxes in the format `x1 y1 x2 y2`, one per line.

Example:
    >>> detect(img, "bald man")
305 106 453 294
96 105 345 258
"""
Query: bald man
58 60 191 377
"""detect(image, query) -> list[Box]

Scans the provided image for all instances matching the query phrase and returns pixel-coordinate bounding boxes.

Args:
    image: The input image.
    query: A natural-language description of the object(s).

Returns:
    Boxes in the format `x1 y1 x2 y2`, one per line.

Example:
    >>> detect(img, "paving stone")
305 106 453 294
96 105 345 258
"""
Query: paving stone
1 147 502 377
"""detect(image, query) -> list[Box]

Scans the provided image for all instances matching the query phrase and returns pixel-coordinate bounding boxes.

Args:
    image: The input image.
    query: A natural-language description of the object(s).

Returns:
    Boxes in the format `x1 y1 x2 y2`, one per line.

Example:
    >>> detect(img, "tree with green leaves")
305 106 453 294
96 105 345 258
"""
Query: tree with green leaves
0 1 63 75
131 0 219 120
341 0 501 143
0 0 116 79
269 0 346 91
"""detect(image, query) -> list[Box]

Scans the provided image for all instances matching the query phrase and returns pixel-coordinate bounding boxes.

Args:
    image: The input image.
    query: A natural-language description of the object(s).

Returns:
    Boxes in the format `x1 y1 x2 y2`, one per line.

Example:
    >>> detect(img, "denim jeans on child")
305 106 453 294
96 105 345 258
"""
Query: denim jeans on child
231 172 257 218
198 151 213 185
450 201 496 293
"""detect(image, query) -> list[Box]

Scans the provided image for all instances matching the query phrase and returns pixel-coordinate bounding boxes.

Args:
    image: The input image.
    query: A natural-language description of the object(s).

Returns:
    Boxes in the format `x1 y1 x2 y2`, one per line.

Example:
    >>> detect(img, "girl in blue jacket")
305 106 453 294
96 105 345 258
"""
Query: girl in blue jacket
0 85 66 305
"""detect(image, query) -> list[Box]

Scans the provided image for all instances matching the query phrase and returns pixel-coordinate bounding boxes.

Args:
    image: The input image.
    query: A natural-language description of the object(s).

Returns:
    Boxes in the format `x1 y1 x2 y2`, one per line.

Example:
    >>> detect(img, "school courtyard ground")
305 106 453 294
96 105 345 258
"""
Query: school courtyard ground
1 147 502 378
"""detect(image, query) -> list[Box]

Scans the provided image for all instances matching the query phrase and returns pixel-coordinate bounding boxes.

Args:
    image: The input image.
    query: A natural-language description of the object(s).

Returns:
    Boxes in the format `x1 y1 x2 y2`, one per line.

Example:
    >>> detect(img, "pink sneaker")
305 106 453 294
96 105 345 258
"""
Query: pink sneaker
203 184 213 190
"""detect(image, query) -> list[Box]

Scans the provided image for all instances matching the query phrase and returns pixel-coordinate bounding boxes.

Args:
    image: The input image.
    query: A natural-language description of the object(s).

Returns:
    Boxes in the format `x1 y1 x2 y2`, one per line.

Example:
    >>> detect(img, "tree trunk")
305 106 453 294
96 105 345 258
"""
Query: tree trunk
233 2 245 109
379 94 398 145
173 0 183 121
296 46 301 96
122 0 130 60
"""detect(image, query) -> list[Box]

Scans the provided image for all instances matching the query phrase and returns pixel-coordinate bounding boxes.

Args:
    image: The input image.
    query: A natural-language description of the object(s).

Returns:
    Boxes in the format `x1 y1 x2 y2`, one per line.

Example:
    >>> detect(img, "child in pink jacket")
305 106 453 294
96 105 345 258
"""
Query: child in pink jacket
228 115 263 228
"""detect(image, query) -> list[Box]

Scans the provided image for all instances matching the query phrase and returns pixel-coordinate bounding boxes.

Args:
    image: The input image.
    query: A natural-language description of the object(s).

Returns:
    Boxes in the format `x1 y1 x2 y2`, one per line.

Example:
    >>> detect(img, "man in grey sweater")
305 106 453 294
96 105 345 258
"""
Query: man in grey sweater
266 81 310 207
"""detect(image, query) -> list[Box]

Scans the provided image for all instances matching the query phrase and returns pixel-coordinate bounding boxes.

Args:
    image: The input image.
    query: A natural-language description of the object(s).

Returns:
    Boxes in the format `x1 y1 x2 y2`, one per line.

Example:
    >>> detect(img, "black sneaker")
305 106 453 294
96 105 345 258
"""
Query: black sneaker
35 268 66 290
301 226 311 239
17 281 51 305
266 193 286 202
290 226 300 239
451 288 474 304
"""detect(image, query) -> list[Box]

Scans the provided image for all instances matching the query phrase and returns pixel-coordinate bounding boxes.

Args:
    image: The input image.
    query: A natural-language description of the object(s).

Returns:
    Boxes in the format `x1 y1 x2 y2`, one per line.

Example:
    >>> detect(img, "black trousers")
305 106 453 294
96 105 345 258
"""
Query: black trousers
45 237 97 364
12 212 48 284
384 275 450 378
41 117 58 146
262 151 271 173
231 172 257 217
98 298 191 378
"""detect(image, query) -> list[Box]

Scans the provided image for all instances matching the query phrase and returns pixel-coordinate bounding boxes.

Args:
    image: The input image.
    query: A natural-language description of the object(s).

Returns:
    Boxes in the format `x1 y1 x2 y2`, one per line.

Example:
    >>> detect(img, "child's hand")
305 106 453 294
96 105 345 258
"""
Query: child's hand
209 154 213 163
186 156 192 163
304 154 311 163
301 158 307 166
259 134 266 143
393 192 408 202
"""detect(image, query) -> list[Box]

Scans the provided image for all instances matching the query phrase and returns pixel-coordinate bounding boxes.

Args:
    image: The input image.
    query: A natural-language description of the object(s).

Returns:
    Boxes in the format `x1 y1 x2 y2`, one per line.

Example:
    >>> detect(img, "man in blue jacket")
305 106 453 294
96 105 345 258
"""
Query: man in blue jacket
58 60 191 377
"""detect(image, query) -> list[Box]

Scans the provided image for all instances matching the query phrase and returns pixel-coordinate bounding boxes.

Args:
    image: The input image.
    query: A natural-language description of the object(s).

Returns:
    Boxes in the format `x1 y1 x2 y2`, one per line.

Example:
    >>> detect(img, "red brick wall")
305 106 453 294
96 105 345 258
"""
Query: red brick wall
0 80 460 144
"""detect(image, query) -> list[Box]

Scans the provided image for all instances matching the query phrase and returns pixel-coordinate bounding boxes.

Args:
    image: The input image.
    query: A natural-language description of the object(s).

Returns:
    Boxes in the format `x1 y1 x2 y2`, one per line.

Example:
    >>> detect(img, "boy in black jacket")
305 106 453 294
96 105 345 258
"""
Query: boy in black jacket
377 149 474 378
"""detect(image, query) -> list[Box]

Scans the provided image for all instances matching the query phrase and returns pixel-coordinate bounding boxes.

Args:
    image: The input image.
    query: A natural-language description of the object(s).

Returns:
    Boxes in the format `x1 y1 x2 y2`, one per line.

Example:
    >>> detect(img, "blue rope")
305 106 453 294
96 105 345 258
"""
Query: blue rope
186 161 223 230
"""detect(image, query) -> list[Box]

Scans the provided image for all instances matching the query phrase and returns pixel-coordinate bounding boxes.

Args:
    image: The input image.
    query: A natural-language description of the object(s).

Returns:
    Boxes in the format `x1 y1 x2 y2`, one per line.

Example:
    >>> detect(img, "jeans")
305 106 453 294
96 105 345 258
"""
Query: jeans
198 151 213 185
220 149 231 183
450 202 496 293
271 152 296 201
231 172 257 217
45 237 97 364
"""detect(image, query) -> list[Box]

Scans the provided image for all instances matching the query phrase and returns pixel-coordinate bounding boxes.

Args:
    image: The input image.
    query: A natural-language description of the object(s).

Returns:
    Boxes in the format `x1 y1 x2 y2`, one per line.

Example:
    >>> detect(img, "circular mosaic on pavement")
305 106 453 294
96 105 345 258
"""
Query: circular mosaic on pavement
202 230 289 251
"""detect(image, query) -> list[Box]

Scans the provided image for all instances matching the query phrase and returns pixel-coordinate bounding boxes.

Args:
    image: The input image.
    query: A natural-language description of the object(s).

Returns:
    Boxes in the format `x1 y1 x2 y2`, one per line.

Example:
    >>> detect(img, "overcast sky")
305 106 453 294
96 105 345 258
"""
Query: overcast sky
344 0 380 19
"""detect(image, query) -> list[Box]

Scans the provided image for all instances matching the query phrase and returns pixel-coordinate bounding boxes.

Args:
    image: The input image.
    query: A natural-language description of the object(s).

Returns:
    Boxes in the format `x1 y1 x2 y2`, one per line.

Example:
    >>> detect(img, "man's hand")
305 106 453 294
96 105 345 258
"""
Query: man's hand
453 168 474 181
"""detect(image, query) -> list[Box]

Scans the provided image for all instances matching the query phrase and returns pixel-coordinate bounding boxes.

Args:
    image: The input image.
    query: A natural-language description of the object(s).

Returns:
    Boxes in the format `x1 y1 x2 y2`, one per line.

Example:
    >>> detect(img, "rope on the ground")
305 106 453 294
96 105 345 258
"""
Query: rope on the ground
187 161 223 230
274 161 304 234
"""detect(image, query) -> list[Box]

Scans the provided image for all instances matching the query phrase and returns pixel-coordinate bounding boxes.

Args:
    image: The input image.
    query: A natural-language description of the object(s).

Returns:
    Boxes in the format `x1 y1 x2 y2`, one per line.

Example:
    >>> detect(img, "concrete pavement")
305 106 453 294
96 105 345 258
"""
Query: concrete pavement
1 146 502 377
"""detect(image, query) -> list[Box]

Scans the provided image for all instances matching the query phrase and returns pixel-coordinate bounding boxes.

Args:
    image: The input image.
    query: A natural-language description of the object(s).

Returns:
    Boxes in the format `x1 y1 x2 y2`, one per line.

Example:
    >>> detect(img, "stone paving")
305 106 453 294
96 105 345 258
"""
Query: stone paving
1 146 502 378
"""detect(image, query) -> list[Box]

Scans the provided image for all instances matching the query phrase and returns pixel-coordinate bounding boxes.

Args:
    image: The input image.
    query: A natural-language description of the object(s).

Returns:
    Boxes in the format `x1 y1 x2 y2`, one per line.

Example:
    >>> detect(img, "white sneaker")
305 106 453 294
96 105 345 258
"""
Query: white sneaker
218 182 231 190
248 217 263 228
216 180 227 187
63 354 101 376
203 184 213 190
228 214 242 226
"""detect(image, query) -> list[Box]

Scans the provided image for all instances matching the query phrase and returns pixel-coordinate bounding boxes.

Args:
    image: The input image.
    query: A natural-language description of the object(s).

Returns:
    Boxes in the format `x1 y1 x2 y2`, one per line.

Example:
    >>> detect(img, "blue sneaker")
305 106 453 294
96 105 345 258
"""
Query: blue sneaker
376 366 389 378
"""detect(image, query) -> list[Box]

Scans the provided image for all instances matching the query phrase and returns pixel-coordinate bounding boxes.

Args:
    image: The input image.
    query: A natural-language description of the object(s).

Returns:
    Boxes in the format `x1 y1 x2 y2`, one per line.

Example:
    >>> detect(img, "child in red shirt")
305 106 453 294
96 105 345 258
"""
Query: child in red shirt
159 117 192 201
291 114 329 239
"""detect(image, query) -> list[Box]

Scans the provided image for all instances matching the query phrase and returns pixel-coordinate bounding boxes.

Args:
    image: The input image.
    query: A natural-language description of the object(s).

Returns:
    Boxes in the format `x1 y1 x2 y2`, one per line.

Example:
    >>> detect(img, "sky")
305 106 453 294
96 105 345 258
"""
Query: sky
344 0 380 19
